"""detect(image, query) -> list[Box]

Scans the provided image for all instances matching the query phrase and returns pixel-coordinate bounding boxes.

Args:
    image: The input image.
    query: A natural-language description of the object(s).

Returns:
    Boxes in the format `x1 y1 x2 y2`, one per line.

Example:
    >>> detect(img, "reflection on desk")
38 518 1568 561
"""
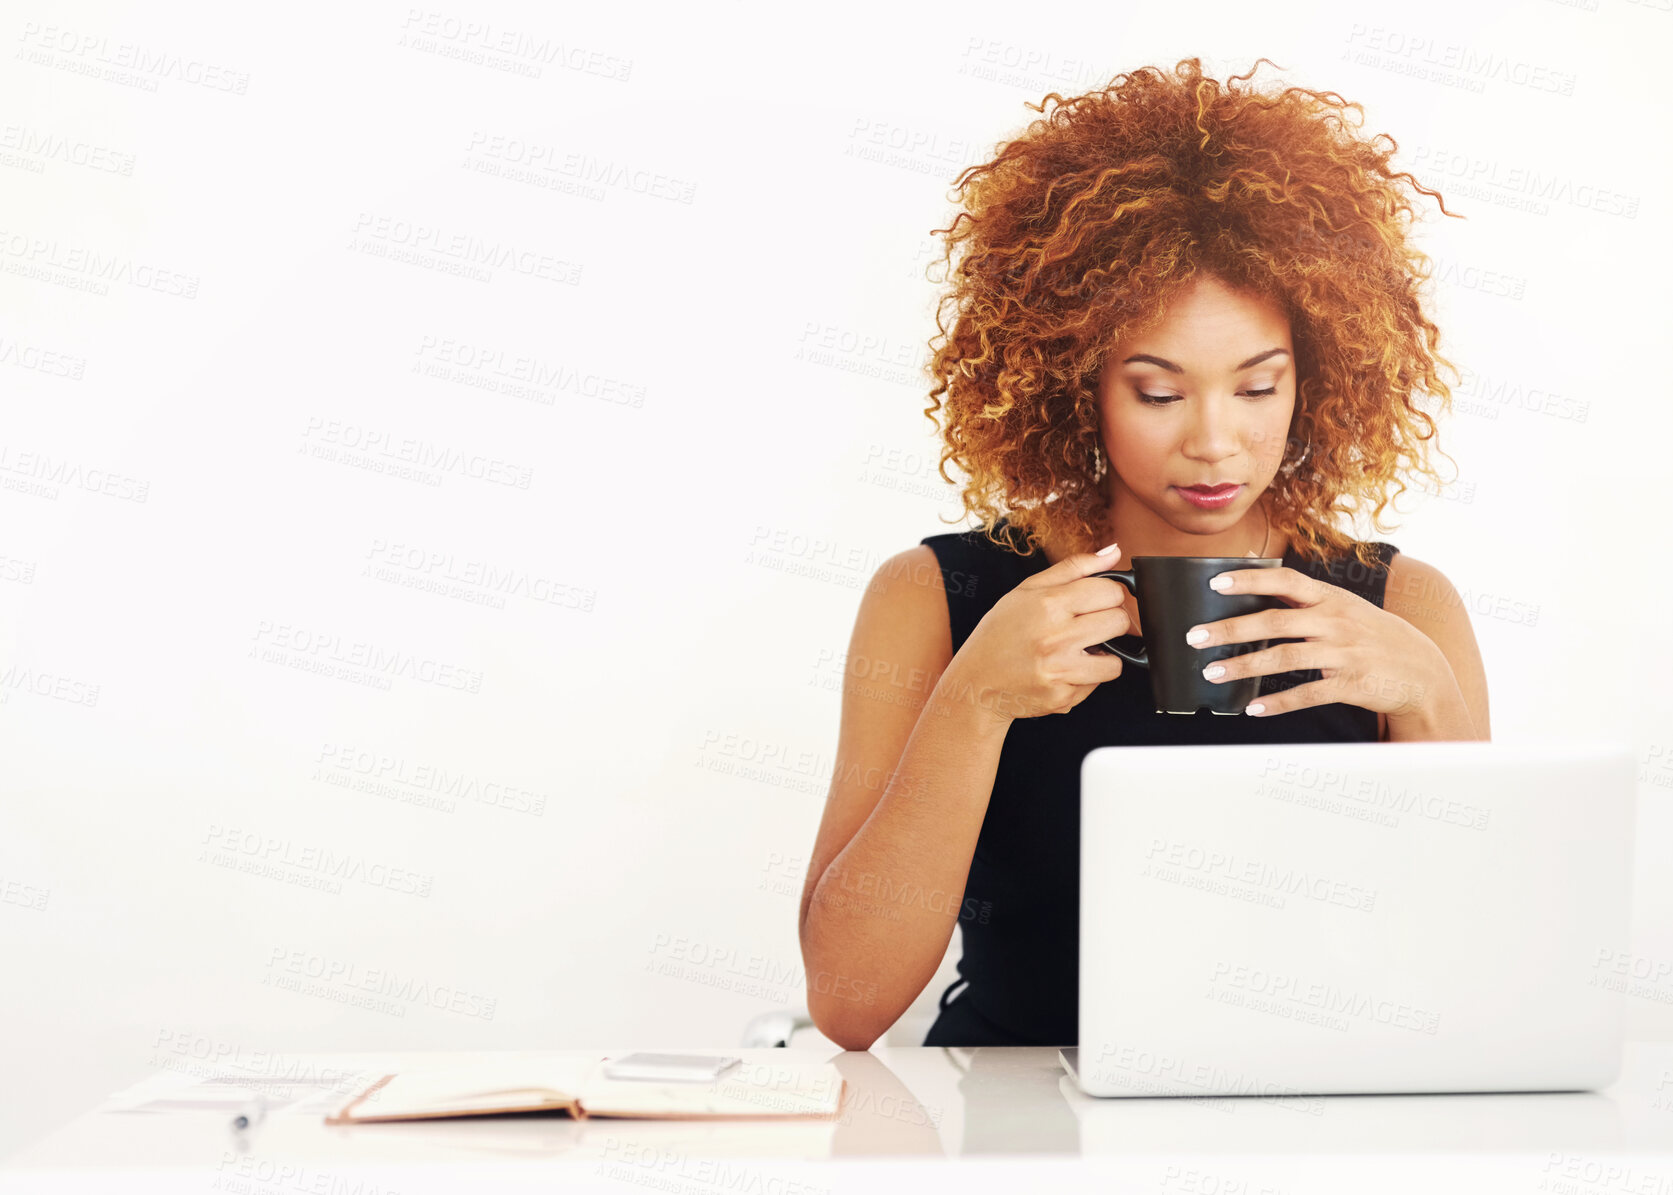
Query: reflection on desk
4 1041 1672 1192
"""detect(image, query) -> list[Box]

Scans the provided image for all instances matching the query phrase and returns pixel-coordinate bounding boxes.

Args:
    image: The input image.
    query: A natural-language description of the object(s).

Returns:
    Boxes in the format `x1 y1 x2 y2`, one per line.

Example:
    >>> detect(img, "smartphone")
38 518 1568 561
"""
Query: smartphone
600 1053 741 1083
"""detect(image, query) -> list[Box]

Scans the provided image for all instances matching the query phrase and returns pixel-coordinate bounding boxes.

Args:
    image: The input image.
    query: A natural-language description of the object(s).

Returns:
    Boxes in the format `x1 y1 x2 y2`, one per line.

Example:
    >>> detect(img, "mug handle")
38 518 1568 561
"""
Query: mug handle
1089 570 1147 669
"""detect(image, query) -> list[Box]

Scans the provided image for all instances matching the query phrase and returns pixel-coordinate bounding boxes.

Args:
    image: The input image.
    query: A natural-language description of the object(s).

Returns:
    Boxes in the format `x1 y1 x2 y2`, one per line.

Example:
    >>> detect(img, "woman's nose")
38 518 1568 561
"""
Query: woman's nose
1181 397 1244 461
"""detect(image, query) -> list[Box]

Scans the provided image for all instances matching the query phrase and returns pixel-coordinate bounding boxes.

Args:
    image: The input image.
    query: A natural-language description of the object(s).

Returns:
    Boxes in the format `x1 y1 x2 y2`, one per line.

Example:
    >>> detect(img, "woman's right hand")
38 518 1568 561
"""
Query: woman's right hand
943 543 1132 723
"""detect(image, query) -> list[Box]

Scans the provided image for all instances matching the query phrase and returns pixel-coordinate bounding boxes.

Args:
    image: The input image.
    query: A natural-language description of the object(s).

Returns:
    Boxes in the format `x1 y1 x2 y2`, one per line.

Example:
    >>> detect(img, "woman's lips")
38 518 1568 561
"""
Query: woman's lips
1174 483 1243 509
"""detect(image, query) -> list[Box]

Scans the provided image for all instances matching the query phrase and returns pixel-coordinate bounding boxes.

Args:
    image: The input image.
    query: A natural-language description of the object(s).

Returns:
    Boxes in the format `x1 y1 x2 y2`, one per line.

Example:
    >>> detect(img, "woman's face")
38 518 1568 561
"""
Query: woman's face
1096 273 1297 535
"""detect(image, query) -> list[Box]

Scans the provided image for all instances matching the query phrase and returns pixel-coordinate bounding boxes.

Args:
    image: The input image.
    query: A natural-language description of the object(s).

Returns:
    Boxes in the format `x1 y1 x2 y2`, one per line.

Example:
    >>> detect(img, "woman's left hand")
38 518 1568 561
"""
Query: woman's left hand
1187 564 1449 718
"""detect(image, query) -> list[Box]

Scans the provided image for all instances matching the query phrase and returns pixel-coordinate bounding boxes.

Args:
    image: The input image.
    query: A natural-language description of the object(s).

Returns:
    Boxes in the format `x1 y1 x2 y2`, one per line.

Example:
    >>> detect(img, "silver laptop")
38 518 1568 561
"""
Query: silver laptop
1062 740 1635 1097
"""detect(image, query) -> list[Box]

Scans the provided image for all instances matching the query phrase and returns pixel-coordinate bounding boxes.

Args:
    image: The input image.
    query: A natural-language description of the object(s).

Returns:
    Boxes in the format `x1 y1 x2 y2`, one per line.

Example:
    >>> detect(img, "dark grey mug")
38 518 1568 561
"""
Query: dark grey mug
1091 556 1286 715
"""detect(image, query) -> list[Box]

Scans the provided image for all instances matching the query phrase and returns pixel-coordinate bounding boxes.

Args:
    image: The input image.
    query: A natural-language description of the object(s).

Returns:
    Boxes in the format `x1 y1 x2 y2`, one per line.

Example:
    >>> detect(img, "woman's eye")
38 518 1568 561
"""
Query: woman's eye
1137 387 1277 406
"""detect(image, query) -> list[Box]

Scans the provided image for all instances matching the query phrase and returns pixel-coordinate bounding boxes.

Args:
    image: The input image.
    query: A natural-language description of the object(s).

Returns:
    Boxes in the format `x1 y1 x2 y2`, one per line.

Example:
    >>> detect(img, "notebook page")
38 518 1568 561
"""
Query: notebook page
335 1057 600 1120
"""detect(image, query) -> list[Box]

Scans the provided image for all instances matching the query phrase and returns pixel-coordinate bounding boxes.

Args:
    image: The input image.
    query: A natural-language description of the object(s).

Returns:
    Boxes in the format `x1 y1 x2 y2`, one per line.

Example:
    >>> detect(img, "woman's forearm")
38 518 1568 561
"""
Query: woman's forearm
798 664 1012 1050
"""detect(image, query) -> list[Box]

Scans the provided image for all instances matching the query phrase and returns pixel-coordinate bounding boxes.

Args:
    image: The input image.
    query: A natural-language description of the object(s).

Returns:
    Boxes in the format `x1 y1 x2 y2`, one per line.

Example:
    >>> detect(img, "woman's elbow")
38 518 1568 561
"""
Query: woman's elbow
808 993 885 1052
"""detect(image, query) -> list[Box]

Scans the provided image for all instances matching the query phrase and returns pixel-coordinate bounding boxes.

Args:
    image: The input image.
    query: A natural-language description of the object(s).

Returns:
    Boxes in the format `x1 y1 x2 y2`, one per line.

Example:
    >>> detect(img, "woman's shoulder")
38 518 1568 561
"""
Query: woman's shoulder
912 518 1047 628
1380 548 1472 627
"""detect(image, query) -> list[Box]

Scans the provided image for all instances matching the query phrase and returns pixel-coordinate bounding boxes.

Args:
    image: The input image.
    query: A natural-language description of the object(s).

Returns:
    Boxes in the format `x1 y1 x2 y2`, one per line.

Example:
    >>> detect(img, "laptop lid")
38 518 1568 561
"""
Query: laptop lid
1076 740 1635 1097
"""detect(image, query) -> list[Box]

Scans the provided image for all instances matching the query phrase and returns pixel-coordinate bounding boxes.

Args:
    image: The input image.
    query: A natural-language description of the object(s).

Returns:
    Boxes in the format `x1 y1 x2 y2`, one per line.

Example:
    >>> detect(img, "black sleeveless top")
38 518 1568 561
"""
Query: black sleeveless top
918 517 1400 1048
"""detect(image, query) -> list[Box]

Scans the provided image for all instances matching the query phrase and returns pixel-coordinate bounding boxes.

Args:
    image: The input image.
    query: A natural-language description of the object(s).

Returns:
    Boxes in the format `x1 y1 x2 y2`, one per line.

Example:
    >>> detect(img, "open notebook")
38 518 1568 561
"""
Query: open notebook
325 1056 845 1124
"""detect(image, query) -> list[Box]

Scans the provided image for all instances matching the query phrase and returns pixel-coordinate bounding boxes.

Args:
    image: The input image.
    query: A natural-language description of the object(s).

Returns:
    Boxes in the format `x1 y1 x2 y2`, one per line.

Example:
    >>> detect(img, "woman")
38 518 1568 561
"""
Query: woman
797 58 1491 1051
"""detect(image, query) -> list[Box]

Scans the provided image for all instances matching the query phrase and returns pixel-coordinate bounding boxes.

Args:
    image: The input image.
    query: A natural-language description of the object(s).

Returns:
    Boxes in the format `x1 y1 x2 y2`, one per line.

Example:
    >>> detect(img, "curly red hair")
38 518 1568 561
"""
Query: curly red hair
923 57 1464 572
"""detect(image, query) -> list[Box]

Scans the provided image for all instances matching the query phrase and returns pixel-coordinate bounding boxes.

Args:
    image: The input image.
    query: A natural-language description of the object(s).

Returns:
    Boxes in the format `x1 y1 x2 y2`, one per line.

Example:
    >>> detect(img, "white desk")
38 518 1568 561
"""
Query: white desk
6 1043 1673 1193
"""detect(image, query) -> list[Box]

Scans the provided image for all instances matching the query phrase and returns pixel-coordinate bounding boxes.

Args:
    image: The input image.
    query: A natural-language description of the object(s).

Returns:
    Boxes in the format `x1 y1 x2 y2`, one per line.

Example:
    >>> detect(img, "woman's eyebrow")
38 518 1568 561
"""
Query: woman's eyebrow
1121 348 1290 374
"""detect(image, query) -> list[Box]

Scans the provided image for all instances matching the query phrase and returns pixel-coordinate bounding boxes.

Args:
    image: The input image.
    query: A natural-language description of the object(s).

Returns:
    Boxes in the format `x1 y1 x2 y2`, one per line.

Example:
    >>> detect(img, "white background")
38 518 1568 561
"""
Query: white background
3 0 1670 1158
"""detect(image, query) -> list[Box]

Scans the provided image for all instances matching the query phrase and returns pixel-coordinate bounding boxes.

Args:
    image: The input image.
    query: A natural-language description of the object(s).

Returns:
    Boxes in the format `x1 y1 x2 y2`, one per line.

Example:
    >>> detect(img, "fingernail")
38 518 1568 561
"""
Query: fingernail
1208 574 1232 591
1245 703 1267 716
1185 627 1209 645
1096 542 1119 557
